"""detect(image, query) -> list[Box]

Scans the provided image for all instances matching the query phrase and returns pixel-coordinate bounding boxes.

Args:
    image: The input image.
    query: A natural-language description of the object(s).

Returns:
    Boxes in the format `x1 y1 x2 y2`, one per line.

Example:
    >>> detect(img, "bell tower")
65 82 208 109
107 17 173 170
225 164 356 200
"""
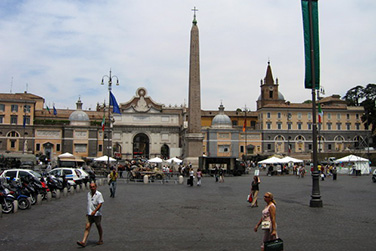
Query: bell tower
257 61 285 110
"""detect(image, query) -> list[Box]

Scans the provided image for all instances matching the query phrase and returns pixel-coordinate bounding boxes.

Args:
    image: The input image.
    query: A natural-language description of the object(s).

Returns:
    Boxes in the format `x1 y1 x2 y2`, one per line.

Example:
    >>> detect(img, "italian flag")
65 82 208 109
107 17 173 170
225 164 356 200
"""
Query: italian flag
101 115 105 131
318 103 323 123
242 119 246 132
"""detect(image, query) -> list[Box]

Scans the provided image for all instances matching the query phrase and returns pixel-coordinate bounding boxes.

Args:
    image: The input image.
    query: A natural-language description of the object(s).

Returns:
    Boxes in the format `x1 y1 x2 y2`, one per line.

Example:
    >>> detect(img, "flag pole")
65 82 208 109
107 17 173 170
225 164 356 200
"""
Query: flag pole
307 0 323 207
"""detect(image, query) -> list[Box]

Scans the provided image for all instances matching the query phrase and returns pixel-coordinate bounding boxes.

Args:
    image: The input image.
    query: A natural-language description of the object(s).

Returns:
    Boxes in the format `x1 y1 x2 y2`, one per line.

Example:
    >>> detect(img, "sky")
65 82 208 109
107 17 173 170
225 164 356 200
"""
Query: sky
0 0 375 111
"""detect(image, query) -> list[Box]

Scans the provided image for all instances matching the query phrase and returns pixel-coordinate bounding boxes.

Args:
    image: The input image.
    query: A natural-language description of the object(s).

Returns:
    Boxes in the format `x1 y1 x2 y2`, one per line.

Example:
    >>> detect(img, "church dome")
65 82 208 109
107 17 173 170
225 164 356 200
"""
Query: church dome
212 104 232 128
69 98 90 126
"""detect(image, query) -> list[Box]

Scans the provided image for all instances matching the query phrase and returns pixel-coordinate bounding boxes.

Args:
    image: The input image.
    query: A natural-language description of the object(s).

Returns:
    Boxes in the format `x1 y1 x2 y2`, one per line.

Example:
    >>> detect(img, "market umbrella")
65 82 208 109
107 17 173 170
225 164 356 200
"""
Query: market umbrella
166 157 183 163
58 152 74 158
147 157 163 163
94 155 116 162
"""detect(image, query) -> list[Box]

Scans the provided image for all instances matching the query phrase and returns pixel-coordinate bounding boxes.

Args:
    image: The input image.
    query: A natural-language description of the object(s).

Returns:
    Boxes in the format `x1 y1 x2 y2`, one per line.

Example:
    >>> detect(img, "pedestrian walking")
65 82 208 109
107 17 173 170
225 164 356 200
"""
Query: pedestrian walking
214 166 219 182
188 168 194 186
332 166 337 180
254 192 278 251
251 175 260 207
219 167 225 183
77 182 104 247
196 168 202 186
109 168 118 198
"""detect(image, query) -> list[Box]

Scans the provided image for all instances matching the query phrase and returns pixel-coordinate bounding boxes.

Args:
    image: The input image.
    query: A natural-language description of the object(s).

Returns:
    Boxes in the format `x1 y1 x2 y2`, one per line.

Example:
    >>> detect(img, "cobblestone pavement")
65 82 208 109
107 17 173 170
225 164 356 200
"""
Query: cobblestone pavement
0 172 375 251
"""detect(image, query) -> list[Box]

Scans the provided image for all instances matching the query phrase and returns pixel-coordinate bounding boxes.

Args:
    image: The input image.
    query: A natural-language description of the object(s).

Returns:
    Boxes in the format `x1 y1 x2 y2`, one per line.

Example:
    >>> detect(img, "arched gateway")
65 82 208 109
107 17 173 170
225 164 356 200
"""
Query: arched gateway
133 133 149 159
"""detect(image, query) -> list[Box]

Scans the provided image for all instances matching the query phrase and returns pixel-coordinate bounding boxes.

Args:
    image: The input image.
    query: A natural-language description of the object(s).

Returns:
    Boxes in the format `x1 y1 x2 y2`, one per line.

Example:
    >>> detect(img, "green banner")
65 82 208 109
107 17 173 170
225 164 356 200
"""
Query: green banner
301 0 320 89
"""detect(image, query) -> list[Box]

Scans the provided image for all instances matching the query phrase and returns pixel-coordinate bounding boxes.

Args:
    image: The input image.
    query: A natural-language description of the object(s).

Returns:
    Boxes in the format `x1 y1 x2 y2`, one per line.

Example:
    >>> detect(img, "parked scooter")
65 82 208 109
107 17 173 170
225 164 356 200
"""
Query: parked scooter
0 178 16 214
7 180 32 210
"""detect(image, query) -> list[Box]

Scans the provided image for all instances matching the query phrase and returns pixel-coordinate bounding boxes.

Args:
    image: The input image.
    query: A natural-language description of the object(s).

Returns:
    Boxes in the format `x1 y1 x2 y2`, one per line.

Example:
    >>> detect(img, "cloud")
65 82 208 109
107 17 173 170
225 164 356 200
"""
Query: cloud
0 0 375 111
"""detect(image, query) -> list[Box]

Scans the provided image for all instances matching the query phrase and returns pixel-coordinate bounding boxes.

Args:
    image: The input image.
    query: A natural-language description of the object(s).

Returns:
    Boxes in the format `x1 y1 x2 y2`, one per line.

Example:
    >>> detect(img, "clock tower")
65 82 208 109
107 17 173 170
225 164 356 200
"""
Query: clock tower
256 61 285 110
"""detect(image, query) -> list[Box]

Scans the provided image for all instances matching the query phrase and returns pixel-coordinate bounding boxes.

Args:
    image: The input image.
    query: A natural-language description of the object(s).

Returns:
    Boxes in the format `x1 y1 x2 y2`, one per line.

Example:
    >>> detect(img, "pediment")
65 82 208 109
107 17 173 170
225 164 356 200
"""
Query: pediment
120 87 163 113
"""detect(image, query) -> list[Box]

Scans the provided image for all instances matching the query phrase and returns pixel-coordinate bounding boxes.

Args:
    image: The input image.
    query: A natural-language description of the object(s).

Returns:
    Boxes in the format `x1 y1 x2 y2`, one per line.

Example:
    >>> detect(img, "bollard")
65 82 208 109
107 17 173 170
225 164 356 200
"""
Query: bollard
55 190 61 199
63 187 68 197
13 200 18 213
76 184 80 192
97 179 102 186
178 175 184 184
144 175 149 184
0 204 2 217
46 191 52 201
36 194 43 205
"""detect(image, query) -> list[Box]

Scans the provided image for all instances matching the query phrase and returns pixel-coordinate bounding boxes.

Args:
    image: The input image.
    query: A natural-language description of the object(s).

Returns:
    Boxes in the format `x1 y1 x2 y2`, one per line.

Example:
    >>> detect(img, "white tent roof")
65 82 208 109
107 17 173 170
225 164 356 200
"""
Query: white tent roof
258 157 283 164
94 155 116 162
58 152 74 158
166 157 183 163
280 156 304 163
148 157 163 163
335 154 369 163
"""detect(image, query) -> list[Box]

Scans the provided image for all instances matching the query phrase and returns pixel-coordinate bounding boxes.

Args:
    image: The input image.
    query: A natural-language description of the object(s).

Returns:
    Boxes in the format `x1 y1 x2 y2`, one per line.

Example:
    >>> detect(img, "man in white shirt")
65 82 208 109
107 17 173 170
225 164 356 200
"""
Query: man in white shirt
77 182 104 247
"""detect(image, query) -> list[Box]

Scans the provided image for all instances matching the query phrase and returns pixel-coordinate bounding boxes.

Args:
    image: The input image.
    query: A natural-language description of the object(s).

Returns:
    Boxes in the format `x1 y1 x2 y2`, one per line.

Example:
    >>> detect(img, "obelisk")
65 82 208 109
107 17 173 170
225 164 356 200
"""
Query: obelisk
185 7 204 168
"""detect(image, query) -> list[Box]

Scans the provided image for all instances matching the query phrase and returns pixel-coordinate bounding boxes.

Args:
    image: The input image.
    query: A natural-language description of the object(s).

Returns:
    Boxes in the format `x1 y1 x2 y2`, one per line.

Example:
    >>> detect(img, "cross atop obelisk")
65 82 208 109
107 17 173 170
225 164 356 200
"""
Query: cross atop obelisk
192 6 198 24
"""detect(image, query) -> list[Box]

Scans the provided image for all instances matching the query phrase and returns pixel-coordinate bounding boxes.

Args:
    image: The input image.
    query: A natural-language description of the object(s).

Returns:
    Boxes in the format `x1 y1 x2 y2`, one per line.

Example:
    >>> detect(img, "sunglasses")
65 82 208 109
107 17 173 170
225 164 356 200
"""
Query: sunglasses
264 195 270 198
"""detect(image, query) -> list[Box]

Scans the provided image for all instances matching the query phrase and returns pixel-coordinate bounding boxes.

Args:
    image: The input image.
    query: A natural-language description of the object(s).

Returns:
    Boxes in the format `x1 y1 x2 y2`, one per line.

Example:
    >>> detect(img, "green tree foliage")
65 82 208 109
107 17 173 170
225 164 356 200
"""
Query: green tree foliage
344 84 376 145
343 85 364 106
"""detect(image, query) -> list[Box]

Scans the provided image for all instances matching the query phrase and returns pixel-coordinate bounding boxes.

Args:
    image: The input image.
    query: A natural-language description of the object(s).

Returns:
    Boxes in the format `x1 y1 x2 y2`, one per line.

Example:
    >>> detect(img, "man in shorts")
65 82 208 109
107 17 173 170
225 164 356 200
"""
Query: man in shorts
77 182 104 247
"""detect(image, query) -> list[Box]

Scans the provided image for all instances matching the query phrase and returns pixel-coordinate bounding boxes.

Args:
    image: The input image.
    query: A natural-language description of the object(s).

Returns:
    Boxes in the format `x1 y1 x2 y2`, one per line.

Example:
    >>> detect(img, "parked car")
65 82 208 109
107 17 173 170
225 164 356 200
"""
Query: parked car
372 169 376 183
75 168 90 185
0 169 42 182
48 168 83 187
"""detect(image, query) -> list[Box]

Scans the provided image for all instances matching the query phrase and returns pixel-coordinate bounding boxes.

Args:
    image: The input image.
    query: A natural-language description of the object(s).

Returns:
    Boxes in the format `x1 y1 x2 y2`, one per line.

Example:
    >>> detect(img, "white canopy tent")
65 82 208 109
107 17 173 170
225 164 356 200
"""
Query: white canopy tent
334 154 370 175
280 156 304 163
166 157 183 163
94 155 116 162
258 157 284 164
147 157 163 163
58 152 74 158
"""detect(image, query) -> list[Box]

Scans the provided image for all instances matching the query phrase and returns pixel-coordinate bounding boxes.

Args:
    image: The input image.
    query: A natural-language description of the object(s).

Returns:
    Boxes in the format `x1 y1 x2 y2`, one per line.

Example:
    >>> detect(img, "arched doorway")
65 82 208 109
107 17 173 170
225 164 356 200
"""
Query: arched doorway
161 144 169 159
7 130 20 151
43 142 54 161
133 133 149 159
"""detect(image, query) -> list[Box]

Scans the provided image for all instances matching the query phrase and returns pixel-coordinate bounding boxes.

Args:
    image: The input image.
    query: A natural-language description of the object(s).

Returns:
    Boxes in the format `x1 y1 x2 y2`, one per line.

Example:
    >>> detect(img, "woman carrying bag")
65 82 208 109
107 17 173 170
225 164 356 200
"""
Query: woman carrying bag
250 175 260 207
254 192 281 251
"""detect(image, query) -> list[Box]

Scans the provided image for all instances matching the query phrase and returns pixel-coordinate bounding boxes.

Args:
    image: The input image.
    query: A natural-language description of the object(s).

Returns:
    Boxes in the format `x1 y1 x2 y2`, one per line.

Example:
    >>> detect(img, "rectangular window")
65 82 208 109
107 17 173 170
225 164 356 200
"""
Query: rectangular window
74 144 87 153
328 144 332 150
269 91 273 98
232 120 238 126
10 140 16 148
24 105 31 113
240 145 244 153
99 144 103 152
267 144 271 150
337 123 341 130
277 122 282 130
307 123 312 130
11 115 18 124
277 112 281 119
11 104 18 112
23 115 30 125
327 113 331 119
0 115 3 124
356 123 360 130
297 123 302 130
308 144 312 150
36 143 40 151
337 113 341 120
218 145 230 153
346 123 351 130
287 113 292 120
287 122 292 130
0 104 4 112
307 112 312 120
346 114 350 120
356 114 359 120
56 144 61 152
267 112 271 119
297 113 302 120
267 122 271 130
327 123 332 130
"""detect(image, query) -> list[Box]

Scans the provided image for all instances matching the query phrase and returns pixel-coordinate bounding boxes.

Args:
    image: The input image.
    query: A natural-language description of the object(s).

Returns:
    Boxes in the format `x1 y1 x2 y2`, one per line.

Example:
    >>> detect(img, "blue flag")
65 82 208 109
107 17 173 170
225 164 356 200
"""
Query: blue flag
110 91 121 114
53 106 57 115
23 115 26 128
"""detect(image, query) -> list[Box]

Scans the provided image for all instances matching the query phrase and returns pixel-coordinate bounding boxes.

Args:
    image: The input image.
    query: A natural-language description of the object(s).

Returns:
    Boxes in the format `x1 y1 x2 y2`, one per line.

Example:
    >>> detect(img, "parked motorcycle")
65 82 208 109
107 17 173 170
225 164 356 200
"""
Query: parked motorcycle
7 180 32 210
0 178 16 214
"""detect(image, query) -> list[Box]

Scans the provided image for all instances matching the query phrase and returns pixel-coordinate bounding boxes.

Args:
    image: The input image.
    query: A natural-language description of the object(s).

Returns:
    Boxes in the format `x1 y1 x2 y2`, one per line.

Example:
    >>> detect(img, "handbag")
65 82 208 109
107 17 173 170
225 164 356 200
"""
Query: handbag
261 220 271 230
247 194 253 203
264 238 283 251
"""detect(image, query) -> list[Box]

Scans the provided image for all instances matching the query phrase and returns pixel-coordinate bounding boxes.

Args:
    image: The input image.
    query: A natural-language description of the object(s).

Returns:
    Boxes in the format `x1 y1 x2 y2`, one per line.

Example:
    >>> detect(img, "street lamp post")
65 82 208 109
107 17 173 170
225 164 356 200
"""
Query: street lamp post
101 70 119 170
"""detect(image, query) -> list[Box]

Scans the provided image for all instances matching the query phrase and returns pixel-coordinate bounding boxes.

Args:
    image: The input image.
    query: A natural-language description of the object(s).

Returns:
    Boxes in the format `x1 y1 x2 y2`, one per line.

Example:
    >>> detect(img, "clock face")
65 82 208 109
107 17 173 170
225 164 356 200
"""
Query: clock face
269 86 274 91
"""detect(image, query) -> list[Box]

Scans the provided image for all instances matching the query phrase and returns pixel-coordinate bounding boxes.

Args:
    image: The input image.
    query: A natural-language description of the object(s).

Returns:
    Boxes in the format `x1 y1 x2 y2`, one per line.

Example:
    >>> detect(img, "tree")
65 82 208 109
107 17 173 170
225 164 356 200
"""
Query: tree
343 85 364 106
361 84 376 133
